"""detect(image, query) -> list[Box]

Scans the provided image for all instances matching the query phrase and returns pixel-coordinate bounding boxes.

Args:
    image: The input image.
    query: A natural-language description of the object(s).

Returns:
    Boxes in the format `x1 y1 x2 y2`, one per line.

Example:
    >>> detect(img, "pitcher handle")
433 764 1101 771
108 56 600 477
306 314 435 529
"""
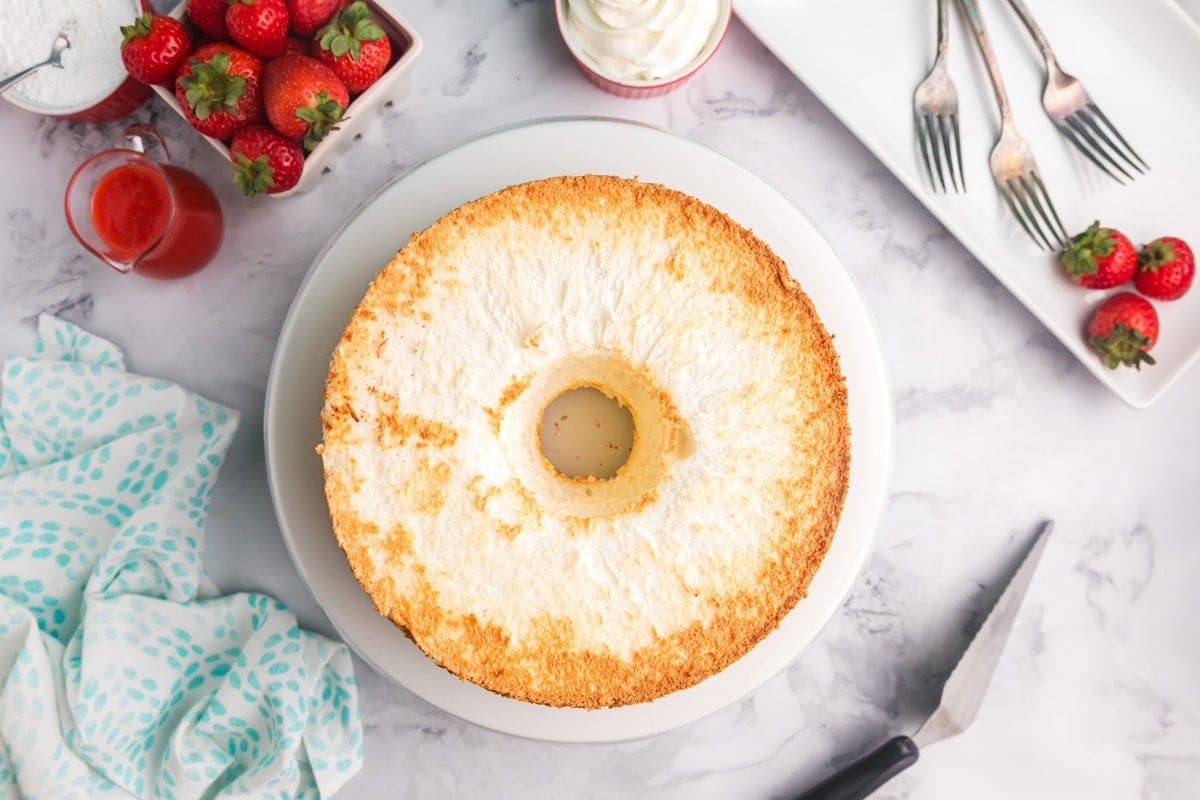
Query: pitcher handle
123 123 171 163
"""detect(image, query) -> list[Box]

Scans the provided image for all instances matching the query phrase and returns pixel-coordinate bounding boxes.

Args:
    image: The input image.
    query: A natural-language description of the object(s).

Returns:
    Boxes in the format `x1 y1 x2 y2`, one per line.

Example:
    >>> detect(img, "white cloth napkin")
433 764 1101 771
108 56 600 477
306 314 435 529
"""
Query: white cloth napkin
0 316 362 799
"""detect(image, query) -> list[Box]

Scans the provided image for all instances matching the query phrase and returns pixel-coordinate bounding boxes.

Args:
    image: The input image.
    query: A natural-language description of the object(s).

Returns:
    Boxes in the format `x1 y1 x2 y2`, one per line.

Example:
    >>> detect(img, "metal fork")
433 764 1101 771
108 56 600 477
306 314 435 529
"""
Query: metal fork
955 0 1068 251
913 0 965 193
1003 0 1147 184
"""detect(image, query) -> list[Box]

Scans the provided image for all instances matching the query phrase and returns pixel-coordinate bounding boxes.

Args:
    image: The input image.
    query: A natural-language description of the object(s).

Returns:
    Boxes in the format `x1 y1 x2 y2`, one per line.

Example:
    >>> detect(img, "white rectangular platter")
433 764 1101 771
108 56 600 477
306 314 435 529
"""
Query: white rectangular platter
736 0 1200 407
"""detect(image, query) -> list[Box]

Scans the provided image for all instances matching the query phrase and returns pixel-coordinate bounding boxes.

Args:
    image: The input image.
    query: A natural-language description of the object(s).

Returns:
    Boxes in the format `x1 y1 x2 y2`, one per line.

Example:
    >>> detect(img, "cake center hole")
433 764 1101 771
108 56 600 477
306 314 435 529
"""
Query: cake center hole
539 386 634 480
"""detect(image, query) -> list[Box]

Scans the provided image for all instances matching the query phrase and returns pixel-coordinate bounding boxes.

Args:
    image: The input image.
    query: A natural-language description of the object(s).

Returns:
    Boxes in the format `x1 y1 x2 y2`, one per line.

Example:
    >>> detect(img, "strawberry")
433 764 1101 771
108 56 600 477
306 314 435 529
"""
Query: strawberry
175 43 264 141
187 0 230 41
1134 236 1195 301
313 1 391 94
262 53 349 151
281 36 308 56
120 13 192 86
226 0 290 59
1058 221 1137 290
287 0 341 37
1087 292 1158 370
230 124 304 195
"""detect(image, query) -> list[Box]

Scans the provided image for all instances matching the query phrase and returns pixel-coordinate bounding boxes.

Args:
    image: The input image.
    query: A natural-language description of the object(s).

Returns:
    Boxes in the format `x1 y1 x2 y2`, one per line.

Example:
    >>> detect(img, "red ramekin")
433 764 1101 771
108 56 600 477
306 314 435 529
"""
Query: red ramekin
2 0 152 124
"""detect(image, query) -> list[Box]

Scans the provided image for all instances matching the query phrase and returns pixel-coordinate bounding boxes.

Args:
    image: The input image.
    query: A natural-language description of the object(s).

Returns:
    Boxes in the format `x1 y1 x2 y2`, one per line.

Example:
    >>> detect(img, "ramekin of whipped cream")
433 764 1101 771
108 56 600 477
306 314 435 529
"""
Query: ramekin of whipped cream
556 0 733 98
0 0 151 122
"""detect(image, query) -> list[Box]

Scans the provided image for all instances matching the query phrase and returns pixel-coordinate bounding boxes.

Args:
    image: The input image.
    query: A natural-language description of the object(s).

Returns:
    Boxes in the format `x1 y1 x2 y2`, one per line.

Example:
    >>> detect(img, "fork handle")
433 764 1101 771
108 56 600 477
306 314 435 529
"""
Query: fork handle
1002 0 1058 67
936 0 950 57
954 0 1015 125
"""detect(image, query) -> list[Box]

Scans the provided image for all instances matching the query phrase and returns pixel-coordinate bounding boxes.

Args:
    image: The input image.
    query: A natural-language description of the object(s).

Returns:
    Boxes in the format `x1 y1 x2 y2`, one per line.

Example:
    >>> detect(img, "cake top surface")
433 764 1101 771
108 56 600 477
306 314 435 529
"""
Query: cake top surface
321 175 849 708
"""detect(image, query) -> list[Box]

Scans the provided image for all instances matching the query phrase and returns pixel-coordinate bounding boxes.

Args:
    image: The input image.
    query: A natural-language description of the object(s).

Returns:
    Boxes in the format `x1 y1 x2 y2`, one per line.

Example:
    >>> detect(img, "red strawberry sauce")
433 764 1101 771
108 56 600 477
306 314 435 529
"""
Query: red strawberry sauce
90 161 224 278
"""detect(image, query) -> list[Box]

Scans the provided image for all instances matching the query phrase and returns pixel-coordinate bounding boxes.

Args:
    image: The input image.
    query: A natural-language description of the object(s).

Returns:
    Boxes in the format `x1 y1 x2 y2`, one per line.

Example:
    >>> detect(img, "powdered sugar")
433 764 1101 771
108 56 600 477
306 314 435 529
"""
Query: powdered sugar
0 0 139 110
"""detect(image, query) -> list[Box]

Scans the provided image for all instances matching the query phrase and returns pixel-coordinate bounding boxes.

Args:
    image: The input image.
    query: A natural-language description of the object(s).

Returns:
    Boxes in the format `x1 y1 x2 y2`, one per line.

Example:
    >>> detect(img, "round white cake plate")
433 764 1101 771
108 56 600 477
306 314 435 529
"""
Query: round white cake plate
264 117 894 744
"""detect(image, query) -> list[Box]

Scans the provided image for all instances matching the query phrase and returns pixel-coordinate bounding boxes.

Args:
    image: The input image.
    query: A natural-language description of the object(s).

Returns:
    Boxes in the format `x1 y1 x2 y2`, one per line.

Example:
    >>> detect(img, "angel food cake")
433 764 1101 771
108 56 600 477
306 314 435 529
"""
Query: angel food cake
320 175 850 708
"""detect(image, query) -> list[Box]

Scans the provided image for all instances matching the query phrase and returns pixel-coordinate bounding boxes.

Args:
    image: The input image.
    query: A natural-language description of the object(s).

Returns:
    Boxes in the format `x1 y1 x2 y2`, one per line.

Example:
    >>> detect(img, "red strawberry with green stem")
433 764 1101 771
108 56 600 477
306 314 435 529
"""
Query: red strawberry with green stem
1087 292 1158 370
230 124 304 195
1134 236 1194 301
187 0 230 41
226 0 290 59
262 53 349 151
1058 221 1137 290
175 43 264 141
313 1 391 94
120 13 192 87
287 0 341 37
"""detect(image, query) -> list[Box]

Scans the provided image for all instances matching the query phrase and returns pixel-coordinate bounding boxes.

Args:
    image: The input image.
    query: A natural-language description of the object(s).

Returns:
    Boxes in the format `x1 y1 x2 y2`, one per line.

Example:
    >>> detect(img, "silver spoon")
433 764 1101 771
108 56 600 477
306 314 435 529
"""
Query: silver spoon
0 33 71 96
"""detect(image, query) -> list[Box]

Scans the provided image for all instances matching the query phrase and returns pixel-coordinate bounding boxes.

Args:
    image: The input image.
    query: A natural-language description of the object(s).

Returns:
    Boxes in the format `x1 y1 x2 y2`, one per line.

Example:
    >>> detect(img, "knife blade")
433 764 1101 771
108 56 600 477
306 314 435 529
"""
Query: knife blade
790 519 1054 800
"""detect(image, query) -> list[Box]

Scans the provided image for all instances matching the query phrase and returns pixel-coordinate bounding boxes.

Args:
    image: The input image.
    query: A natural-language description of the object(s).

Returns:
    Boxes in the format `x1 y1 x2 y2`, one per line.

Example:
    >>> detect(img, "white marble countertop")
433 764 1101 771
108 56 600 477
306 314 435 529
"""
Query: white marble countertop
2 2 1199 798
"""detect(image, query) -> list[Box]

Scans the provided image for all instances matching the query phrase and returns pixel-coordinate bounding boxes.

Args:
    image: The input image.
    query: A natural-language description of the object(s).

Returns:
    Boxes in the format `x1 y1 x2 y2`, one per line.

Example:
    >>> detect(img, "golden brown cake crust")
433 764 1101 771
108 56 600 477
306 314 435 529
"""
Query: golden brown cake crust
321 175 850 708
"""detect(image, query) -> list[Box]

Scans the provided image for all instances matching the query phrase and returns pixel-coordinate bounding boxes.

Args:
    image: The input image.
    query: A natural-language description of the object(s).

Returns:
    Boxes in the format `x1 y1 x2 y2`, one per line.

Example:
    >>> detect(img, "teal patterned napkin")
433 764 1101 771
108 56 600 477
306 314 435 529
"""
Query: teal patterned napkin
0 316 362 799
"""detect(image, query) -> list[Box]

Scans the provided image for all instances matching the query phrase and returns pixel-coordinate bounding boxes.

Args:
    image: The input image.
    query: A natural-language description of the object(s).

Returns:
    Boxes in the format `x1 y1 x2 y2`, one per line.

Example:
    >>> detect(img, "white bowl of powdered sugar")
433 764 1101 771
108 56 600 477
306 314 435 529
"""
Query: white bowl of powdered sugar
0 0 151 122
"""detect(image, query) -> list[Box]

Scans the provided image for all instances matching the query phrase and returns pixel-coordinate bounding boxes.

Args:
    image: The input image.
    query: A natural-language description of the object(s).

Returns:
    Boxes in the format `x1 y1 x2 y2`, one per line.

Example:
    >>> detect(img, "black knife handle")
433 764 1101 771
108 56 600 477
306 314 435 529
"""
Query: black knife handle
790 735 919 800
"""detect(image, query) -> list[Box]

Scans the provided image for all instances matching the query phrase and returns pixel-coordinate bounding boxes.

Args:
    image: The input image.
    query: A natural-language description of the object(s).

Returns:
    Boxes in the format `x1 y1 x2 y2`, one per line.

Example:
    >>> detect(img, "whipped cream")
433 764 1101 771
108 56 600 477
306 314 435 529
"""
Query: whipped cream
565 0 722 82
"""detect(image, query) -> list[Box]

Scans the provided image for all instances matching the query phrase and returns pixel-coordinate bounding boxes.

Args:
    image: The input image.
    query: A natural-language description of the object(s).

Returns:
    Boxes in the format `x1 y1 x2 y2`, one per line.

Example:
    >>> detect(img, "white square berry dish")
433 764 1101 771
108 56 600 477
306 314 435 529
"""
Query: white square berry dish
736 0 1200 408
153 0 422 198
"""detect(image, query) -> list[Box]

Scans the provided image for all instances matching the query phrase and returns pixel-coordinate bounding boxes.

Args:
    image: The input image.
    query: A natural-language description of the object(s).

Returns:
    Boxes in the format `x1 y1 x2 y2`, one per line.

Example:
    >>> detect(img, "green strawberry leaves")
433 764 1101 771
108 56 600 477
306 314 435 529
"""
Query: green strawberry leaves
294 91 345 152
232 152 275 196
120 13 155 44
1137 238 1178 272
316 1 385 61
1090 322 1156 370
1058 220 1116 279
179 52 246 120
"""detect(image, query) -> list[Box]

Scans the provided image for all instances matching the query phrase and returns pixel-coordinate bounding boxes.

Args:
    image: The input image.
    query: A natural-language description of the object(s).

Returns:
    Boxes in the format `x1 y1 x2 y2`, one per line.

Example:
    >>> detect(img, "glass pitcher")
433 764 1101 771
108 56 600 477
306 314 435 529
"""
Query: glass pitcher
65 123 224 280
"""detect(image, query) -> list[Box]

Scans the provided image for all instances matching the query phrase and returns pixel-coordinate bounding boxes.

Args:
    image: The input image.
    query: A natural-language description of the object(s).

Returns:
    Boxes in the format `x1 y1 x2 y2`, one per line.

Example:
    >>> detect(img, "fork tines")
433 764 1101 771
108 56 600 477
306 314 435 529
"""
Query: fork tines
1057 103 1149 185
916 111 966 193
999 172 1069 251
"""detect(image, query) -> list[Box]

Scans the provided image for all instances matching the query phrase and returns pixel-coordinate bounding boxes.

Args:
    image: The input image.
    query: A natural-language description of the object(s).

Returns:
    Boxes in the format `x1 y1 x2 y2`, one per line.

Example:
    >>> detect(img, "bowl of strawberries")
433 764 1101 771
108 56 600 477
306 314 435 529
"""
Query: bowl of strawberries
118 0 422 197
